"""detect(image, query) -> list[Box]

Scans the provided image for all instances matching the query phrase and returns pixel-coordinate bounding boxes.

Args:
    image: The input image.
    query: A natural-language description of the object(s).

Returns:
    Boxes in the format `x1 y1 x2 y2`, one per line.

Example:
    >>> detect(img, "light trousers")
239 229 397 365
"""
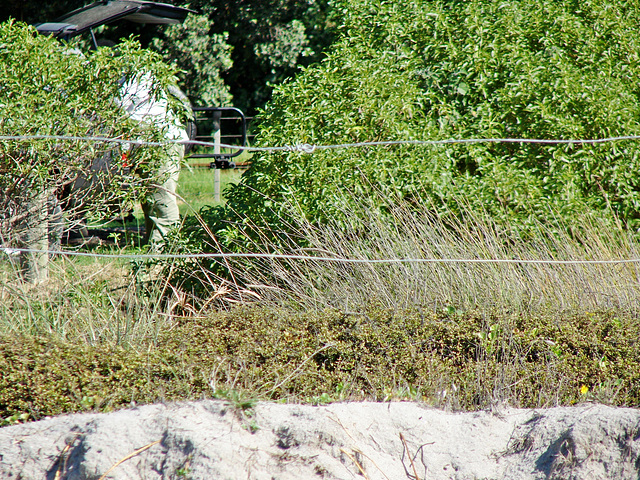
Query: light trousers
141 142 184 248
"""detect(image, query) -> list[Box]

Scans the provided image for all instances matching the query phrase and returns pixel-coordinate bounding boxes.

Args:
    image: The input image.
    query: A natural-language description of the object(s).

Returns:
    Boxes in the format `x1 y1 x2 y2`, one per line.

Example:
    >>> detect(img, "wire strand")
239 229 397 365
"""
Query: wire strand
2 247 639 265
3 134 640 153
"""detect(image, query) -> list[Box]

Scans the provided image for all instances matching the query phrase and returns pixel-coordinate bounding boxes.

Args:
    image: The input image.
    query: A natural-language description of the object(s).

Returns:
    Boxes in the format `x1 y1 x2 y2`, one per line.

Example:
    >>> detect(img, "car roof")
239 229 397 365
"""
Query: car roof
35 1 195 39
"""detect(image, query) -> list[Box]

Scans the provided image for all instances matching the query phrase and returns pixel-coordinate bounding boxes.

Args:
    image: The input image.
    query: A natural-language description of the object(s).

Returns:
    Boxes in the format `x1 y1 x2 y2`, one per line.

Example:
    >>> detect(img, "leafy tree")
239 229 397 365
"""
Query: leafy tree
0 20 181 280
201 0 640 252
149 13 233 107
189 0 336 112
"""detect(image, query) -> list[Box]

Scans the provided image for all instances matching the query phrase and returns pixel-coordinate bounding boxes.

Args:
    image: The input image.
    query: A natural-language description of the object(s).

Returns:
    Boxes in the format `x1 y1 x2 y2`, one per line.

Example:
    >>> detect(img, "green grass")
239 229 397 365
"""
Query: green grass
177 162 244 214
81 158 244 223
72 162 244 251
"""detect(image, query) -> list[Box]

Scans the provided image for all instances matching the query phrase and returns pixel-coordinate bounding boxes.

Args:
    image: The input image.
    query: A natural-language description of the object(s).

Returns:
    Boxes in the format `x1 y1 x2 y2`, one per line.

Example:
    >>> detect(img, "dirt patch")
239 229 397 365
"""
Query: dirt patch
1 401 639 479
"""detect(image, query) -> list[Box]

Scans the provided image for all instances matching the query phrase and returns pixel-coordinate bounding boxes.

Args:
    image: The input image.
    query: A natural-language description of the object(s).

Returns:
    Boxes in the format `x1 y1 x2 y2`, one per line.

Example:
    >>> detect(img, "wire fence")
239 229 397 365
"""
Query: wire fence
4 133 640 154
3 244 640 266
3 132 640 265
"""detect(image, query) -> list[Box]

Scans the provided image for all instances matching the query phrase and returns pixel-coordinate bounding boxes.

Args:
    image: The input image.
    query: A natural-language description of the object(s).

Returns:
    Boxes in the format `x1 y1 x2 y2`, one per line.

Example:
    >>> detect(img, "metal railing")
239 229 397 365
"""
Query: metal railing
190 107 253 169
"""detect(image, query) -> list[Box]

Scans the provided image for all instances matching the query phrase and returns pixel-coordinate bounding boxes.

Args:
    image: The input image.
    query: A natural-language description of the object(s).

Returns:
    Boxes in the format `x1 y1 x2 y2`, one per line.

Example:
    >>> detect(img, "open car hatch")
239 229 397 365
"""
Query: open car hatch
35 1 195 39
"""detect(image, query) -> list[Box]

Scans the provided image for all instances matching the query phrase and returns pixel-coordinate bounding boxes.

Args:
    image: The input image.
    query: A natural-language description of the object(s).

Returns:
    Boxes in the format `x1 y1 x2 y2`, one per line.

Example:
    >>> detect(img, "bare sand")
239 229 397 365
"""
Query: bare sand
1 400 639 479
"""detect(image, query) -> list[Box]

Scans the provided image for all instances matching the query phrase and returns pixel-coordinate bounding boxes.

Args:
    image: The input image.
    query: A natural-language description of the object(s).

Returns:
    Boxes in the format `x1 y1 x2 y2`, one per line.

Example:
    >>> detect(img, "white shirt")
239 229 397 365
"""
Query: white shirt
118 72 189 142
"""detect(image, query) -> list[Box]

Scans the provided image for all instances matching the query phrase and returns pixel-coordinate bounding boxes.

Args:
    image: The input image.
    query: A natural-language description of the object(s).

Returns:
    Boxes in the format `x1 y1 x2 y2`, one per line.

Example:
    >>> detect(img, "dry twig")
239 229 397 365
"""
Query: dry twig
400 432 422 480
96 439 161 480
340 448 370 479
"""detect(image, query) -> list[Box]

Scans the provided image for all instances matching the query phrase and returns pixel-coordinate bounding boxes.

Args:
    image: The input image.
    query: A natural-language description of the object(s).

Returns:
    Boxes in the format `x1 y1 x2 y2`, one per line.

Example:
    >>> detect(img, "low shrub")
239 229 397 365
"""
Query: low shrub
0 335 190 422
3 306 639 423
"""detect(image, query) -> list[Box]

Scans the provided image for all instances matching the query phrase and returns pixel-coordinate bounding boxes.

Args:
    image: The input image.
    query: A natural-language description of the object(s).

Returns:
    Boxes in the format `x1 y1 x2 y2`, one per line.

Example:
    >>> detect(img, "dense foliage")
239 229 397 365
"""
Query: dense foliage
2 307 639 422
0 21 181 247
149 13 234 107
203 0 640 251
3 0 336 114
192 0 335 111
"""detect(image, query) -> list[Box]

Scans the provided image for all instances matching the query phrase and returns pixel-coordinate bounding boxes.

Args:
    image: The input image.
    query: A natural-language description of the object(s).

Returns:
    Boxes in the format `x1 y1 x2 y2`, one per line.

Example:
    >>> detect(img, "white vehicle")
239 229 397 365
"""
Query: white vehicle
36 1 195 44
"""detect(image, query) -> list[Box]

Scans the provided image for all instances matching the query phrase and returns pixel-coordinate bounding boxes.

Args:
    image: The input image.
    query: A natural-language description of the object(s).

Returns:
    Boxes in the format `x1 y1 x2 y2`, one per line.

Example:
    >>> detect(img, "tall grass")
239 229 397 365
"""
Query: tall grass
0 163 242 347
215 199 640 317
3 188 640 345
0 253 175 348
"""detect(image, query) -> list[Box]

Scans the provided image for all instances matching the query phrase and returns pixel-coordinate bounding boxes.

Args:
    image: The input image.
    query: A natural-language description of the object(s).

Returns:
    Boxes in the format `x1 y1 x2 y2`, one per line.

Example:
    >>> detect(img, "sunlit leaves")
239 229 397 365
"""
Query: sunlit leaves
0 21 180 234
188 0 640 254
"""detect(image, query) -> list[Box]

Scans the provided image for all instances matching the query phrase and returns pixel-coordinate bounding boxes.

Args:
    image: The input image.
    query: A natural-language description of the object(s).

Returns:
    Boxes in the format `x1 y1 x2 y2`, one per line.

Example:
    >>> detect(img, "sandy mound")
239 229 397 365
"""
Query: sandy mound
1 401 639 479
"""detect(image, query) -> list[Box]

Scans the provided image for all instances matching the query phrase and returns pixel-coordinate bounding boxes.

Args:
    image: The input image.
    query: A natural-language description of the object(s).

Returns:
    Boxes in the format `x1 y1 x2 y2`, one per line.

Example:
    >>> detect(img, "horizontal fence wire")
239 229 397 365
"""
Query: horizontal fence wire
3 134 640 154
2 247 640 265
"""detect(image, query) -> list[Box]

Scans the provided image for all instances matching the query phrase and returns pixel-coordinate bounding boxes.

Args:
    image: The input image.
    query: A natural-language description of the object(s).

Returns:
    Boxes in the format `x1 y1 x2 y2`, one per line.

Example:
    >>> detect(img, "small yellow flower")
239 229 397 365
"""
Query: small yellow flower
580 385 589 395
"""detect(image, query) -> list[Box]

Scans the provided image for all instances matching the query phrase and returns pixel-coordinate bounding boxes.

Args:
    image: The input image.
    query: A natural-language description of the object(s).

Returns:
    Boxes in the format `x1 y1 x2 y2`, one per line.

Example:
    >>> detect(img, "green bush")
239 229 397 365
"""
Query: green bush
0 21 183 241
149 12 233 107
195 0 640 252
0 334 190 421
3 307 640 422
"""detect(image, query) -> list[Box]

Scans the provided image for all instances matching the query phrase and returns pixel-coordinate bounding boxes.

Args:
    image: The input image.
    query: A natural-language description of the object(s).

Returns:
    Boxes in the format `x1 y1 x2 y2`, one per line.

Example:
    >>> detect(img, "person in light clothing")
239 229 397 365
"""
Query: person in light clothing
118 72 189 248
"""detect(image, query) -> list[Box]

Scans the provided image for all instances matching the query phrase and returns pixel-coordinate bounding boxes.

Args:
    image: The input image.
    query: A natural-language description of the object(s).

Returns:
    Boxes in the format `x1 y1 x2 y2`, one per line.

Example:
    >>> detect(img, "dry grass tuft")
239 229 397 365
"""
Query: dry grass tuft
222 200 640 317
